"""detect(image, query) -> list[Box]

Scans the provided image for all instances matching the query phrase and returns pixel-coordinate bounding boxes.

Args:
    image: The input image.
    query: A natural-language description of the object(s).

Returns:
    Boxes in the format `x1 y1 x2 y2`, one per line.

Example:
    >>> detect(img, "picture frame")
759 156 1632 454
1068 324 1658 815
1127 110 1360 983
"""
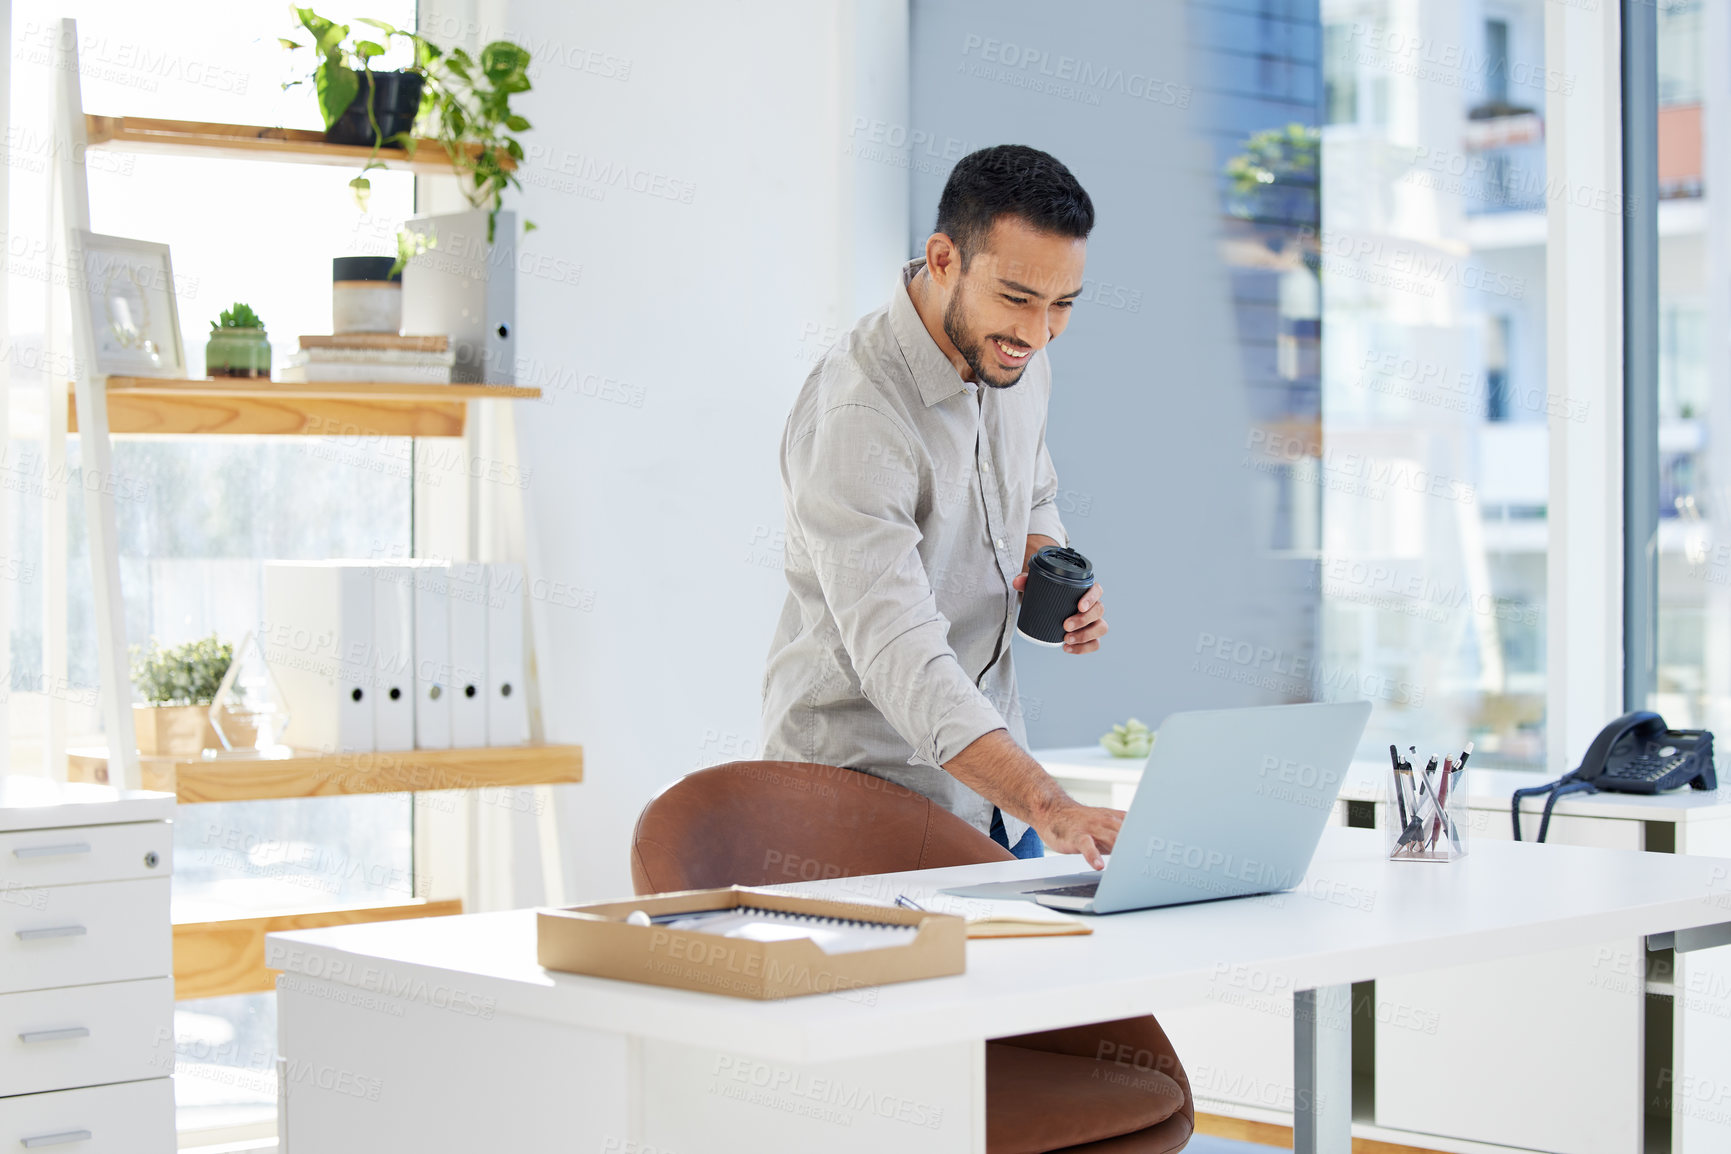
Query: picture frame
75 230 186 378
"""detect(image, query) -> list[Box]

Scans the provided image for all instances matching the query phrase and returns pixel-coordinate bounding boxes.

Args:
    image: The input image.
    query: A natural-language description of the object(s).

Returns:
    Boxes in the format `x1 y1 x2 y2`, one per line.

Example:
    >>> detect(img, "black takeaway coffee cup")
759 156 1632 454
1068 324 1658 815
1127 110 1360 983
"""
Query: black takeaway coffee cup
1016 546 1095 647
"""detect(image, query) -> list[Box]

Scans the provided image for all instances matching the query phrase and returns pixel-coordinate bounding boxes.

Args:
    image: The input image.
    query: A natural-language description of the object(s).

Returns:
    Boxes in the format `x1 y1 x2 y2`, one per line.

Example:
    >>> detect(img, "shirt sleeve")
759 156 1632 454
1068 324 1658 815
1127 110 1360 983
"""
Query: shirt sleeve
786 403 1008 768
1027 428 1069 547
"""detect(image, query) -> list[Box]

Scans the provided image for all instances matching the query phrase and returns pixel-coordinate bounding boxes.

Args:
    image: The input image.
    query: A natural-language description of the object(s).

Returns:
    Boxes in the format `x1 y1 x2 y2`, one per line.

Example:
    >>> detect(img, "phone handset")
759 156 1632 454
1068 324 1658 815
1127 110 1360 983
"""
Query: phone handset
1512 711 1716 842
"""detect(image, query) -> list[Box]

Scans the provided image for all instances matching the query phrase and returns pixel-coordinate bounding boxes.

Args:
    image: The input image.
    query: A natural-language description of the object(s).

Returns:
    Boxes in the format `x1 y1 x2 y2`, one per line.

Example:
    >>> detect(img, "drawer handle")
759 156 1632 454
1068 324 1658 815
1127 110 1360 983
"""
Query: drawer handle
21 1131 92 1148
11 843 91 860
14 925 87 941
18 1027 90 1044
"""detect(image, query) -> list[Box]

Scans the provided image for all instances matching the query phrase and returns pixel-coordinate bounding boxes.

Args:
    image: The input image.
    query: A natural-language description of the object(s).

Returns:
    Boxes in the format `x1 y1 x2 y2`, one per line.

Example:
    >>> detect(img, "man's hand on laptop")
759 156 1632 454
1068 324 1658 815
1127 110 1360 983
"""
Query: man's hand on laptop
1034 799 1124 870
945 729 1123 868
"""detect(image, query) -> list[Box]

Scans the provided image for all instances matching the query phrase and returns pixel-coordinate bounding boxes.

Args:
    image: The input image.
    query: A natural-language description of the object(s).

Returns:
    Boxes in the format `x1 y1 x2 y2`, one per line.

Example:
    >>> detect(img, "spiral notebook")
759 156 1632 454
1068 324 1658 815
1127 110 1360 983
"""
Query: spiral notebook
656 905 920 954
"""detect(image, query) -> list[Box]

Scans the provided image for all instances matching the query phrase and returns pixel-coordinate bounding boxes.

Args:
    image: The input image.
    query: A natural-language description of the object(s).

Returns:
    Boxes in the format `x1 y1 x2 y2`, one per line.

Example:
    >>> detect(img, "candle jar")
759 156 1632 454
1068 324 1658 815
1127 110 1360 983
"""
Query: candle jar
332 256 403 334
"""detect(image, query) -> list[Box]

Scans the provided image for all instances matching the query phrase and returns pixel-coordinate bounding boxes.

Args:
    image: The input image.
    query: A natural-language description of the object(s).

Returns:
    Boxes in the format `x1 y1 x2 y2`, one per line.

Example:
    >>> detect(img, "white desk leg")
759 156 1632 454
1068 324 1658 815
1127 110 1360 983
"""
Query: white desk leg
1293 984 1352 1154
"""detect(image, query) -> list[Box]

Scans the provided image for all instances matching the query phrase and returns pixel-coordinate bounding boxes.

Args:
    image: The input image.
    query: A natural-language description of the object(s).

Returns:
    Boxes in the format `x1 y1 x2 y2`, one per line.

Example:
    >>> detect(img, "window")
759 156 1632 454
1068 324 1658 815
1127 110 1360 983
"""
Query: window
7 0 419 1135
1651 2 1720 736
1317 0 1551 769
1484 19 1511 105
1323 23 1358 126
1657 0 1704 107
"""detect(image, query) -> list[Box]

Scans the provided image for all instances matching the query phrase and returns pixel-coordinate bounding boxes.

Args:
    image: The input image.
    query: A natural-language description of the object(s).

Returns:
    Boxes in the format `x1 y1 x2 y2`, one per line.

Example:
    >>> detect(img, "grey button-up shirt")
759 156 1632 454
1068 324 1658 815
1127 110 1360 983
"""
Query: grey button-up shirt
761 259 1069 843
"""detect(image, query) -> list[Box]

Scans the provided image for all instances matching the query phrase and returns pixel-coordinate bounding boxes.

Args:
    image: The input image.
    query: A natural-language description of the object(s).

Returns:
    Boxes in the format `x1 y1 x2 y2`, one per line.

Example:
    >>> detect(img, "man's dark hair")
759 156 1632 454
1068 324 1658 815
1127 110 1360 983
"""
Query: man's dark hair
934 145 1094 269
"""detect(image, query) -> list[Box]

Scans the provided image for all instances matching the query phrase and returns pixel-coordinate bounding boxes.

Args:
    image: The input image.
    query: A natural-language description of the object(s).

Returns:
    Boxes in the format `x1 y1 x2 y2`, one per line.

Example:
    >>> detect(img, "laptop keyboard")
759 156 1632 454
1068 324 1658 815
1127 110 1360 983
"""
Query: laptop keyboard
1031 881 1100 899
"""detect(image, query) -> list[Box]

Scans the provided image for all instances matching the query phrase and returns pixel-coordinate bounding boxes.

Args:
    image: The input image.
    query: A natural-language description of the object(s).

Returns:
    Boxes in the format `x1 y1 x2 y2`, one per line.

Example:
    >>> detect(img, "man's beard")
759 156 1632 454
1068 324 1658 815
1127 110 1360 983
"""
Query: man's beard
943 289 1028 390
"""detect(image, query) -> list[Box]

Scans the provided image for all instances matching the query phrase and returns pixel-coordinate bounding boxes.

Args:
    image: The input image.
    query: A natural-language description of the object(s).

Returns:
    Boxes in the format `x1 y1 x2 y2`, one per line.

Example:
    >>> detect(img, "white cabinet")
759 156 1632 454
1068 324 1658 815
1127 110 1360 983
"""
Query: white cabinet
0 878 172 993
0 979 174 1097
0 777 176 1152
0 1079 174 1152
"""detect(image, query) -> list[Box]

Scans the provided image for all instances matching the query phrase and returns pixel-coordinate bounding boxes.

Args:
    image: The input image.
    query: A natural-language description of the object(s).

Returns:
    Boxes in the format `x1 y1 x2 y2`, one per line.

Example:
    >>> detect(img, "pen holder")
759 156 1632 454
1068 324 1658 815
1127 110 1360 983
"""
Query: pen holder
1383 757 1469 863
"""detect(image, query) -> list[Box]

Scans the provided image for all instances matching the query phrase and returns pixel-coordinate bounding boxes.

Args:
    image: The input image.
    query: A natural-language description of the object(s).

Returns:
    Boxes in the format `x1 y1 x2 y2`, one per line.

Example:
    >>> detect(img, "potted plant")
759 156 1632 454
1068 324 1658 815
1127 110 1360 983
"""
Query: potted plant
131 634 240 756
284 9 423 149
204 302 272 378
283 10 535 243
1223 123 1320 227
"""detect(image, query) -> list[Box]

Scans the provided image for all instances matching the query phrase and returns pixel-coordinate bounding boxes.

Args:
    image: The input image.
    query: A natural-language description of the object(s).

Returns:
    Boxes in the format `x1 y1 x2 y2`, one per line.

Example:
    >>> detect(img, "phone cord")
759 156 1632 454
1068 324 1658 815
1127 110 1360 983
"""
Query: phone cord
1511 777 1597 843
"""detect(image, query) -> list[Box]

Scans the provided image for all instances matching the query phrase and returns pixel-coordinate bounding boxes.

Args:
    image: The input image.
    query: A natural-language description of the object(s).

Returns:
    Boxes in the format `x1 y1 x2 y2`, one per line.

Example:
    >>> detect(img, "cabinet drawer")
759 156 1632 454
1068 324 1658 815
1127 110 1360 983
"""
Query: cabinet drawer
0 879 169 994
0 824 170 890
0 1078 173 1152
0 978 172 1097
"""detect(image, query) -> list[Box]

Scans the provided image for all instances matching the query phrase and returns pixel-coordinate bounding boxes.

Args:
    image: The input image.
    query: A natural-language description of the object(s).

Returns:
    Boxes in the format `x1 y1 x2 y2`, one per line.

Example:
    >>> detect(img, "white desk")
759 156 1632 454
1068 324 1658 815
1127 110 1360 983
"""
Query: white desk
1040 745 1731 1153
266 829 1731 1154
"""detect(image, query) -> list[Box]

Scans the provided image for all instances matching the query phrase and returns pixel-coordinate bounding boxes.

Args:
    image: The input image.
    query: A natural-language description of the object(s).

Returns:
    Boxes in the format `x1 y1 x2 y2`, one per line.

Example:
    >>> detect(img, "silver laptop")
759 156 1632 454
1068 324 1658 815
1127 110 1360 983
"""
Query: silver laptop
943 700 1372 914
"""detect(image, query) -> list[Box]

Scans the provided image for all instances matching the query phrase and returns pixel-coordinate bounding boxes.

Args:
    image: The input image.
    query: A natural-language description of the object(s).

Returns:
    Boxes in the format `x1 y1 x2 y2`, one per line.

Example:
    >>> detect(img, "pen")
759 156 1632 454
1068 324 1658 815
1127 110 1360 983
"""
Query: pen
894 894 927 912
1432 757 1454 850
1425 756 1441 850
1389 744 1409 829
1395 755 1426 852
1411 759 1443 851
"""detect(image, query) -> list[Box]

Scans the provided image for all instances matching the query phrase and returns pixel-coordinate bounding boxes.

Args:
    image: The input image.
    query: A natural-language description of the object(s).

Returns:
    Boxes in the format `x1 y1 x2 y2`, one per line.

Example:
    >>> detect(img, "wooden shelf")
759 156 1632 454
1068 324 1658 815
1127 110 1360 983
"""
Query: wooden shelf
67 743 583 803
84 115 514 175
69 379 540 437
173 899 463 1000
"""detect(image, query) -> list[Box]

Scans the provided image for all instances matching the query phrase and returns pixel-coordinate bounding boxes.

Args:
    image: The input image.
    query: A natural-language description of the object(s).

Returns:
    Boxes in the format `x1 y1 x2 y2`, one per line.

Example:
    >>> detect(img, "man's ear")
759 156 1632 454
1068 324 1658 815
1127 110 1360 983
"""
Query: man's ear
925 232 961 288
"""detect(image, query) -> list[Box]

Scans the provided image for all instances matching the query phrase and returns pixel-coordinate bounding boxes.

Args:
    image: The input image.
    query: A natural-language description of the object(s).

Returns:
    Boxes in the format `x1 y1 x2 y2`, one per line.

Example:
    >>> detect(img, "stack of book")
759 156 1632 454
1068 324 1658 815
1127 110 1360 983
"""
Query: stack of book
280 334 456 384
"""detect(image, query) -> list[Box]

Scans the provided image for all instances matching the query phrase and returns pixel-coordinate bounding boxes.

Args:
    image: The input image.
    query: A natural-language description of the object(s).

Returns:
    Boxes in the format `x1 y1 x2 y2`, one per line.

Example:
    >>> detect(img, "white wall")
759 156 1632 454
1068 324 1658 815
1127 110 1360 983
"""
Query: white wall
502 0 908 899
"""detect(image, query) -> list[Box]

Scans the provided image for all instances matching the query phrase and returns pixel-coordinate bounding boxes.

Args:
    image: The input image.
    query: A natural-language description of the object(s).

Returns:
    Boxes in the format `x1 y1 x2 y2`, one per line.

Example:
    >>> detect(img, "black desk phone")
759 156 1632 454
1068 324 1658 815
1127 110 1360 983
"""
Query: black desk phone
1512 711 1716 842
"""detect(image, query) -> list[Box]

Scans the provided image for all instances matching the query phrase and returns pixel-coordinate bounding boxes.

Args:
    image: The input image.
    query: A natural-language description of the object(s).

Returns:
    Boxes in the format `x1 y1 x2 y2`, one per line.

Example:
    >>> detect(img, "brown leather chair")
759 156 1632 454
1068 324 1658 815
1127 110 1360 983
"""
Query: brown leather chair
631 760 1194 1154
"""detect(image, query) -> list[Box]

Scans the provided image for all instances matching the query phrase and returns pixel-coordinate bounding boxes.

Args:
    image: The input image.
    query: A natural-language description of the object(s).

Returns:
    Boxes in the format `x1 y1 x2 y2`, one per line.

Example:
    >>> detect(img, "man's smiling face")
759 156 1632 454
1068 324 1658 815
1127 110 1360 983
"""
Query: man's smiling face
940 215 1088 389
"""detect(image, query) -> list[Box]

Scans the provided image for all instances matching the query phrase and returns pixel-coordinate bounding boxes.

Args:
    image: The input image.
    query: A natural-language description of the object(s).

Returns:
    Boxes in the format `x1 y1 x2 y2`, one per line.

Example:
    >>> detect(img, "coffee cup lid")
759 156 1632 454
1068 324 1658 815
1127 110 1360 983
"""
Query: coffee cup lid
1029 545 1093 584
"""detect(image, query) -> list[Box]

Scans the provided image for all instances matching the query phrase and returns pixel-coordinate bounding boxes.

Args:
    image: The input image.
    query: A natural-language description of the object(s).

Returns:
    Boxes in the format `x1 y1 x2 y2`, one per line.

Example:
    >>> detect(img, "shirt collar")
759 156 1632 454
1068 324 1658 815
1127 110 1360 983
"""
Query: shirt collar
889 259 974 407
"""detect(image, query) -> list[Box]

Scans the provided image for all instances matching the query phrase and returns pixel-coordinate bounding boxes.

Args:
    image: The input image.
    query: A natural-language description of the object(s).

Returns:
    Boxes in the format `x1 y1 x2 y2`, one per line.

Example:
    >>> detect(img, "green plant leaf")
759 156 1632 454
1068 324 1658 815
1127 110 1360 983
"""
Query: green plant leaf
297 8 348 58
130 634 233 705
523 220 537 234
349 173 372 210
504 114 530 132
316 60 361 129
480 41 529 83
355 16 397 34
279 38 303 50
355 39 386 58
215 302 263 329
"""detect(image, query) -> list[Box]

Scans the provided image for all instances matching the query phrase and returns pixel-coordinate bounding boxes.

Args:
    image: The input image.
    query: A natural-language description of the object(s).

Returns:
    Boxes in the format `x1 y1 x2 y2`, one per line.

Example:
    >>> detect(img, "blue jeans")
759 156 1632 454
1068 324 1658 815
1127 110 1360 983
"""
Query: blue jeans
988 807 1044 859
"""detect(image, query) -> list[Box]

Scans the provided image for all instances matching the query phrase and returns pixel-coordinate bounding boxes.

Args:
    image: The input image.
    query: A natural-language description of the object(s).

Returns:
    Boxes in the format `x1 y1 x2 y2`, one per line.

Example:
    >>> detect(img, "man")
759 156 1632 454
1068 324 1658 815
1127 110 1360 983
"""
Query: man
761 145 1122 869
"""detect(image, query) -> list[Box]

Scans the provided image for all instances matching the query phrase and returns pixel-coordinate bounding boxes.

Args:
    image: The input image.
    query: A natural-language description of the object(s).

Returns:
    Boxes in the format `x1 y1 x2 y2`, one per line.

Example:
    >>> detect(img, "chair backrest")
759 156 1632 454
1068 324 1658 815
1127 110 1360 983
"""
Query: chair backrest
630 760 1015 894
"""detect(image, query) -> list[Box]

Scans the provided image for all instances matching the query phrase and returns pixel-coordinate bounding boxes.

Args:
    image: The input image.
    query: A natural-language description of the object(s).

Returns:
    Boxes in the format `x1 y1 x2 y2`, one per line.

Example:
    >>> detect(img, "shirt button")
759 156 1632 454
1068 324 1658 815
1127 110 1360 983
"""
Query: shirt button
981 461 992 473
995 538 1006 550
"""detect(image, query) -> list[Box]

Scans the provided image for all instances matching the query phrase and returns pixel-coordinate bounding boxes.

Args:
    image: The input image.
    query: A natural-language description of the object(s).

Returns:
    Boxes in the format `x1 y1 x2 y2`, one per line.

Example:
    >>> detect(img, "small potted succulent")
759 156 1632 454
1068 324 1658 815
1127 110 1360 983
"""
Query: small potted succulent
205 303 272 378
1100 717 1155 759
131 635 240 756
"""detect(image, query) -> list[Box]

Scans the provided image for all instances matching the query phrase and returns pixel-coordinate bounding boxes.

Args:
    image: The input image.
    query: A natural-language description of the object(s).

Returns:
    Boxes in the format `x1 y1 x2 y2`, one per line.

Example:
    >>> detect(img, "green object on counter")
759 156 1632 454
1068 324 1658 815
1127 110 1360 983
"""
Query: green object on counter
1100 717 1154 758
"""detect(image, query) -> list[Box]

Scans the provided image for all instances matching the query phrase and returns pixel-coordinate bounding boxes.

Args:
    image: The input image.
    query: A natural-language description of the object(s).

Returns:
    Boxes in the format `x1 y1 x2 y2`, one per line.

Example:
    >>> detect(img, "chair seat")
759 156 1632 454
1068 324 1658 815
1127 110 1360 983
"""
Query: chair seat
986 1041 1186 1154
